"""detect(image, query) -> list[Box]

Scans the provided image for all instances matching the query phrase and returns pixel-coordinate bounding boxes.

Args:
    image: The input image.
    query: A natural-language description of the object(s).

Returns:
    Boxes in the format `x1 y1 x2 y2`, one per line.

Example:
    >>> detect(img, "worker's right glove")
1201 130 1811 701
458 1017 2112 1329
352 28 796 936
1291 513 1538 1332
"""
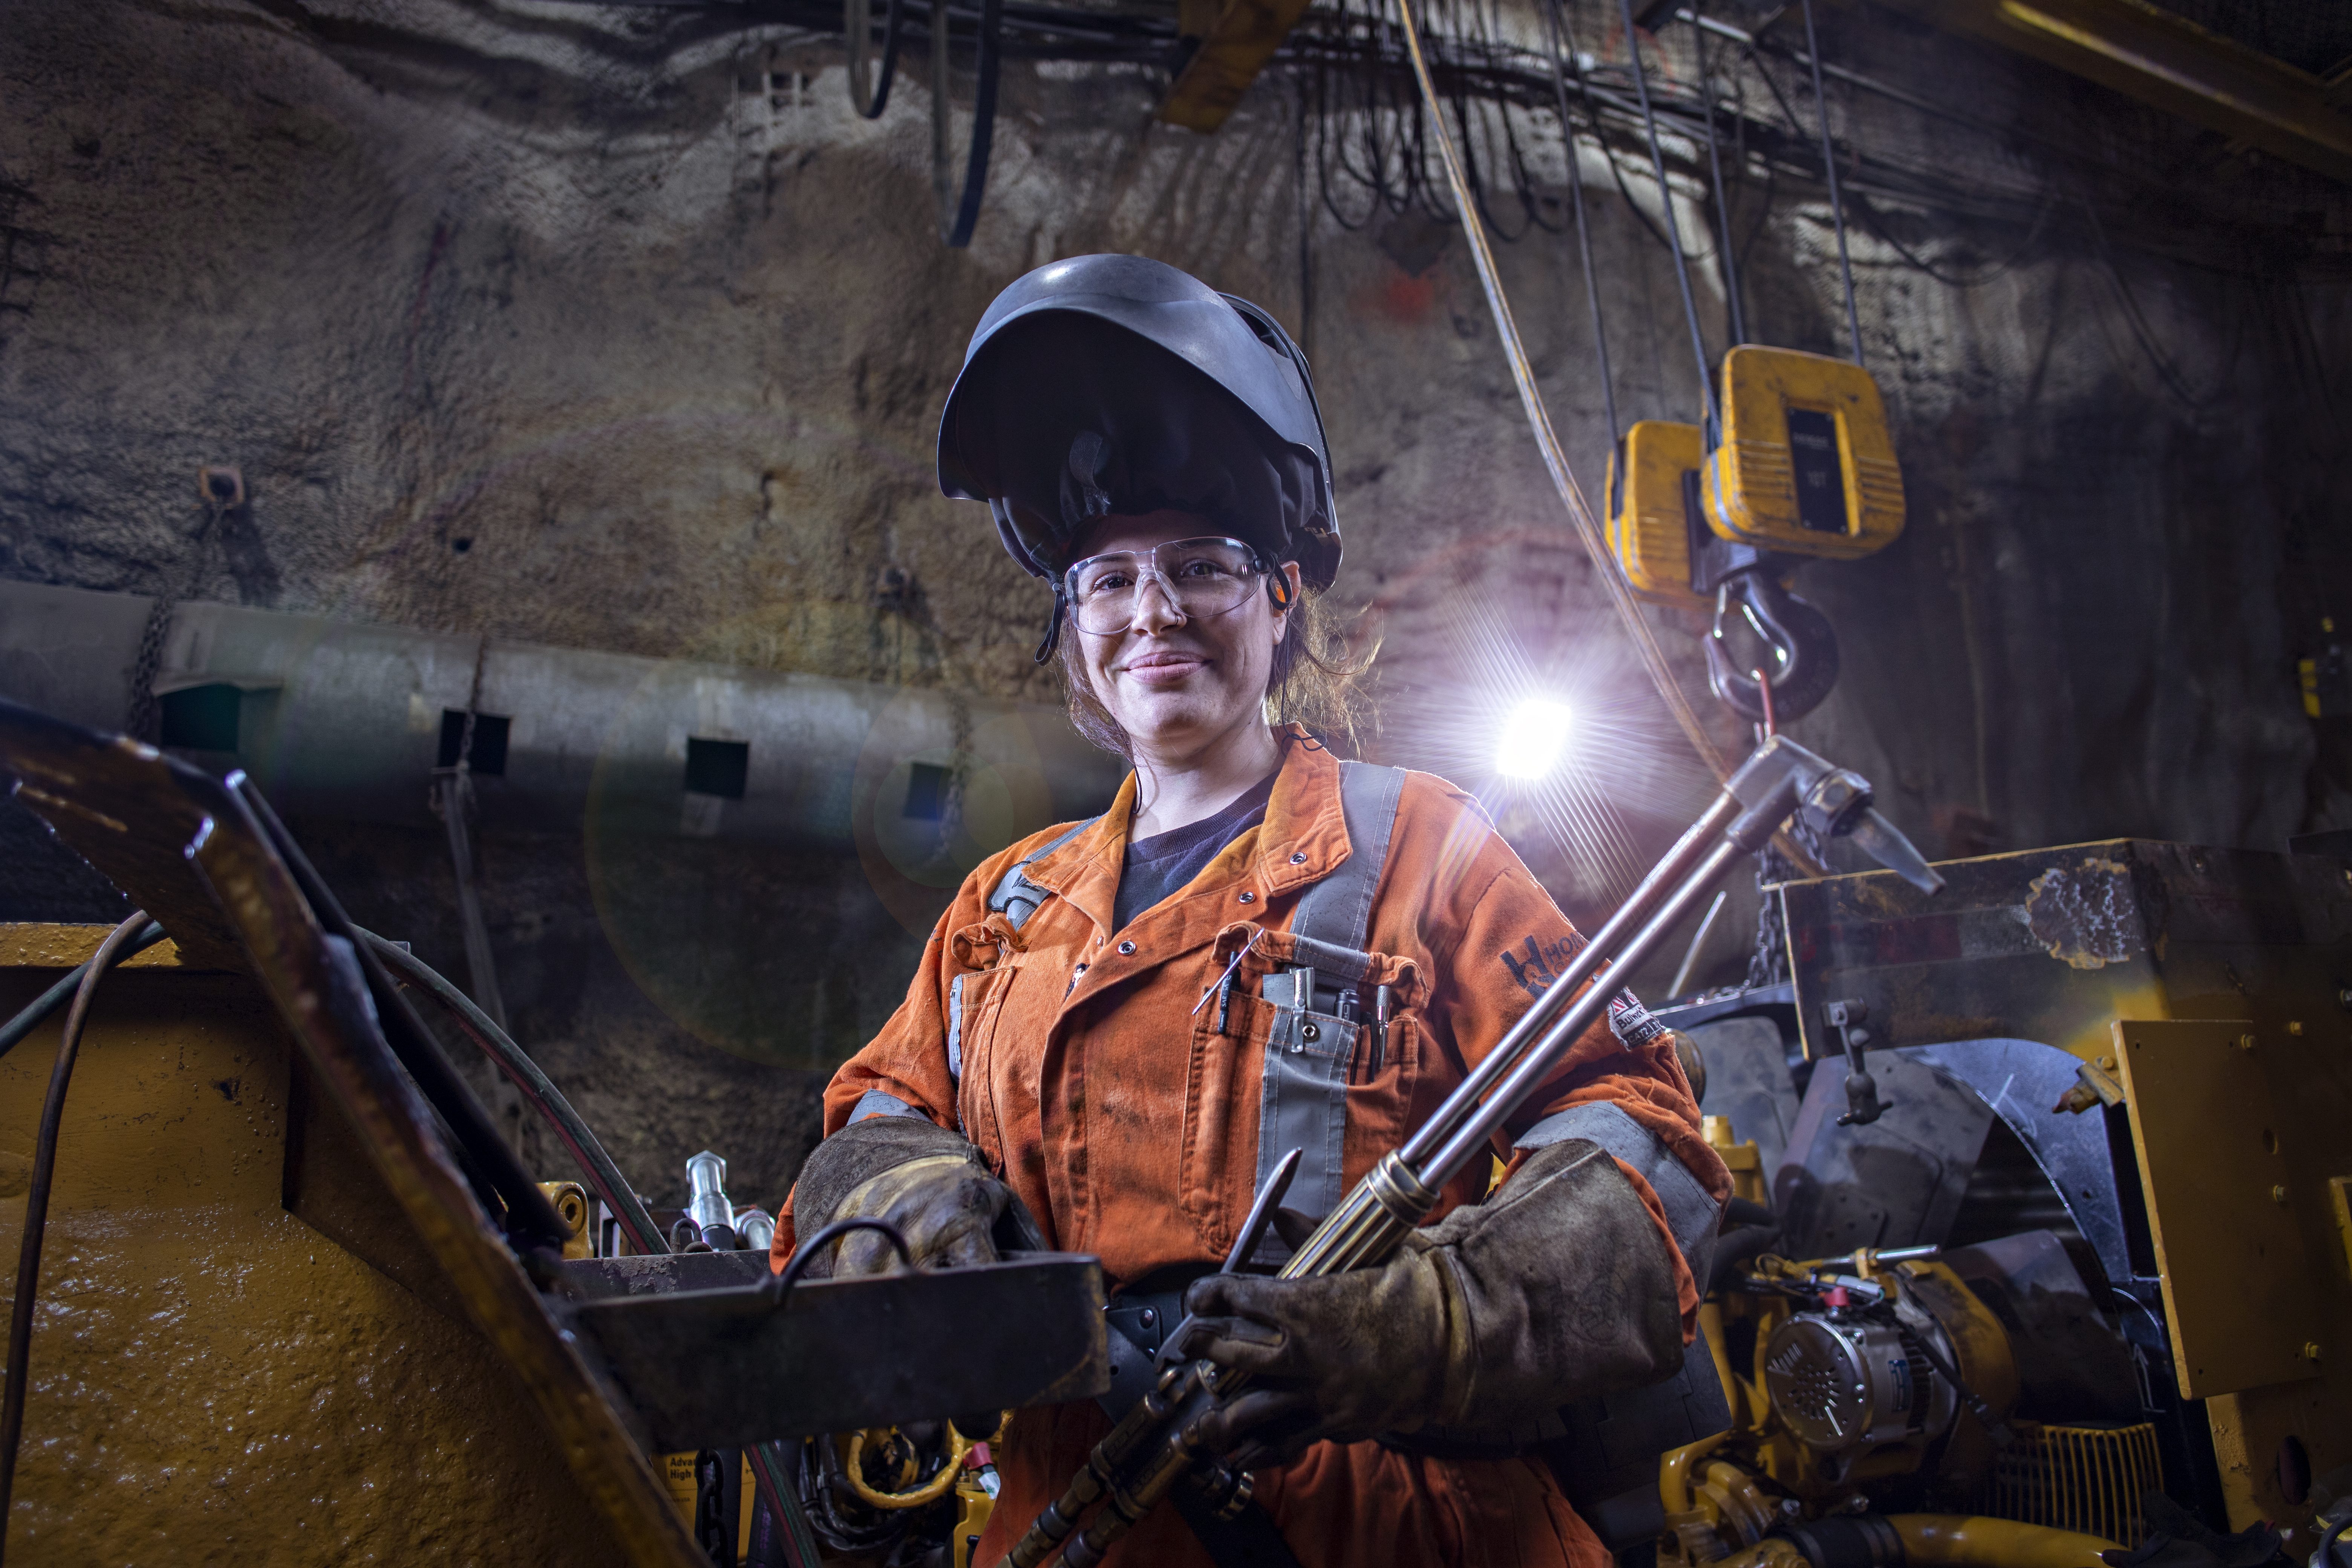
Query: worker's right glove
789 1113 1041 1279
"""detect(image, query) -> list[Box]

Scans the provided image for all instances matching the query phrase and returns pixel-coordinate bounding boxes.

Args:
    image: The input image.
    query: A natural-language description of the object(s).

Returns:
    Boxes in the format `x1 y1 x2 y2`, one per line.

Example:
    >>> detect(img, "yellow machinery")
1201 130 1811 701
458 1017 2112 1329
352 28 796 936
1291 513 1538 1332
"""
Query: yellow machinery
1608 420 1713 614
1705 345 1906 558
1655 1116 2141 1566
1656 836 2352 1565
0 923 661 1565
0 697 1111 1566
1605 347 1908 726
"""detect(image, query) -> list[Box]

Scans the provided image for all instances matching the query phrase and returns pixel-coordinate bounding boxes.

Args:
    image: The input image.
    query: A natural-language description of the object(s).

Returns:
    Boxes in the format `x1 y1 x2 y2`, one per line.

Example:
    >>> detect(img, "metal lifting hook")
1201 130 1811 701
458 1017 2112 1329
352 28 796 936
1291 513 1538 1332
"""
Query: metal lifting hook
1704 570 1841 725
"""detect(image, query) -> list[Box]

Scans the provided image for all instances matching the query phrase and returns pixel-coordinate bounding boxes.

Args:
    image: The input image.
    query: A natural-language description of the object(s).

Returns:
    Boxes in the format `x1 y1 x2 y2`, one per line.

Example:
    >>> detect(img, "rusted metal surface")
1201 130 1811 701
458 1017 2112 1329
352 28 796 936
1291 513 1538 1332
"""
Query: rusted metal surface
1782 839 2352 1067
2023 858 2143 969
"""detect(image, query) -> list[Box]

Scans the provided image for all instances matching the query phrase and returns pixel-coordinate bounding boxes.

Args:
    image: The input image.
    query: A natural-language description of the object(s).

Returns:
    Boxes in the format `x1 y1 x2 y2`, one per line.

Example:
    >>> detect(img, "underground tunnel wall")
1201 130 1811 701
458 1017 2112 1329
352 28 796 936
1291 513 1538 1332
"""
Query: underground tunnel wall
2 0 2347 1212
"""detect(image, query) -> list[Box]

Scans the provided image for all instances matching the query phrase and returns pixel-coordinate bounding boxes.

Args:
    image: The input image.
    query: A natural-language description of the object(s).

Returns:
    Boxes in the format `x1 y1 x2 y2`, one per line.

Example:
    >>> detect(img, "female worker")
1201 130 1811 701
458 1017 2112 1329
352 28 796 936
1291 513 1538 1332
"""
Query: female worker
777 254 1727 1568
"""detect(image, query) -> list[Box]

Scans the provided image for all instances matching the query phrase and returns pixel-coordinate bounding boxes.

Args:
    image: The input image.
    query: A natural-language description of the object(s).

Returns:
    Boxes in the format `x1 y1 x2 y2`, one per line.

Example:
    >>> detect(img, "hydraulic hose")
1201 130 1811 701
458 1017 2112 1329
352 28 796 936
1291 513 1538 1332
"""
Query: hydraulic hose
353 928 668 1260
0 921 168 1063
1893 1514 2115 1567
350 931 847 1568
0 911 152 1563
353 933 834 1563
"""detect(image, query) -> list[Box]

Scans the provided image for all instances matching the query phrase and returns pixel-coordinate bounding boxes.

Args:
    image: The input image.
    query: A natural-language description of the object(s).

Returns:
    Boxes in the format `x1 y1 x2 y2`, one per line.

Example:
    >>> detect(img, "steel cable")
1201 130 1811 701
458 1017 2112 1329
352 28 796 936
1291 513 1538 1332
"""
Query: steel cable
1691 5 1747 346
1393 0 1733 791
1615 0 1719 426
1539 0 1617 443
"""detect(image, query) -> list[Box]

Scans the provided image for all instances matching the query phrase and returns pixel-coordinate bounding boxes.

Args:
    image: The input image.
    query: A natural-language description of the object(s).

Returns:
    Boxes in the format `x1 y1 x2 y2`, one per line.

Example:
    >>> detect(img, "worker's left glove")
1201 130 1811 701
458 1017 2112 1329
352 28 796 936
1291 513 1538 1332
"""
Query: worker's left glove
1168 1138 1685 1469
790 1114 1041 1279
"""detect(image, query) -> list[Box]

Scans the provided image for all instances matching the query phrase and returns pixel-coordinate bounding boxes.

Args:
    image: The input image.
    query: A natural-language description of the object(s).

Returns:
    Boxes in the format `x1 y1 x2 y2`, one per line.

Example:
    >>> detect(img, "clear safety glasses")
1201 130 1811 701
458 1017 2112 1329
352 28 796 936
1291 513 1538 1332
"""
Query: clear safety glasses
1061 537 1276 636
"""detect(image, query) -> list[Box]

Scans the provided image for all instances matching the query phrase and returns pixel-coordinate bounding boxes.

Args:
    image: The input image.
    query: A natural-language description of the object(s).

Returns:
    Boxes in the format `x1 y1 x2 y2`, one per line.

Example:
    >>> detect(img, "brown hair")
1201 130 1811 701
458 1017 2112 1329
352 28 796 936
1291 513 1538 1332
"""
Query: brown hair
1057 585 1378 761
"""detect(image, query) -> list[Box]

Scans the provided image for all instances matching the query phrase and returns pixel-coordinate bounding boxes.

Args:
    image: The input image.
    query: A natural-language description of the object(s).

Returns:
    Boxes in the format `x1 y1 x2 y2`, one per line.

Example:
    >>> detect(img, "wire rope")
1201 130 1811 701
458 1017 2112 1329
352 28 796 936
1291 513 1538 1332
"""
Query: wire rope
1796 0 1864 364
1393 0 1733 792
1614 0 1720 427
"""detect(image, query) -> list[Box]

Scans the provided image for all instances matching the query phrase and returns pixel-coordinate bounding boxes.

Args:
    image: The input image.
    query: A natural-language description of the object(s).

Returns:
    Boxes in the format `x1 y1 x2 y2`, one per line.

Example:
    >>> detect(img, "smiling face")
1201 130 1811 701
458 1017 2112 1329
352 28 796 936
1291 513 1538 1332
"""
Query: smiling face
1066 511 1298 769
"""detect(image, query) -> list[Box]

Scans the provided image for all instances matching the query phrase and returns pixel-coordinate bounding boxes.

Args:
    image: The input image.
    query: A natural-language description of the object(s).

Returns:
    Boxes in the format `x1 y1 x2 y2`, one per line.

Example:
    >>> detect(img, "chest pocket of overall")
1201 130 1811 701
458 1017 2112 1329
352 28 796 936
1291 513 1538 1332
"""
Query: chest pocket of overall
1180 760 1414 1267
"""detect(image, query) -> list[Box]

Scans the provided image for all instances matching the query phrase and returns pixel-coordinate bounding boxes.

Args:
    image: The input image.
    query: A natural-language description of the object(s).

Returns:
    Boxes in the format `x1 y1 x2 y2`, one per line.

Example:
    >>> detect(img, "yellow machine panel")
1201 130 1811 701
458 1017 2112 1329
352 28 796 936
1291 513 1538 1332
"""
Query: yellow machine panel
0 927 651 1568
1707 345 1905 558
1606 420 1712 612
2113 1018 2324 1401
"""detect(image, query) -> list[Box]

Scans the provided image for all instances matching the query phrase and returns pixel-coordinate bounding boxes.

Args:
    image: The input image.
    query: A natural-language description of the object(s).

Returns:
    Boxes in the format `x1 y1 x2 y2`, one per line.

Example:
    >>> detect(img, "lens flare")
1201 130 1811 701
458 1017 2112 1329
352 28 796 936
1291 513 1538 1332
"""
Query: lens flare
1496 699 1575 779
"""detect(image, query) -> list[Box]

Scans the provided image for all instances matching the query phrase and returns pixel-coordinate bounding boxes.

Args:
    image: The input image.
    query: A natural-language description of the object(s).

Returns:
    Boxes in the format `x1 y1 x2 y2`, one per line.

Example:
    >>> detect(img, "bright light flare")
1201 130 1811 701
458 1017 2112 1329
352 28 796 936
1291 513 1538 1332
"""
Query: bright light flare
1495 699 1575 779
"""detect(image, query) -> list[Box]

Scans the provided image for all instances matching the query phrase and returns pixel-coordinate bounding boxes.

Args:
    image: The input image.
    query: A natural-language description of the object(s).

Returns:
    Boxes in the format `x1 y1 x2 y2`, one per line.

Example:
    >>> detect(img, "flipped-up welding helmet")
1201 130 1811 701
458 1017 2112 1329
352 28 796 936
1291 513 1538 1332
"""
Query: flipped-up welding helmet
936 254 1341 660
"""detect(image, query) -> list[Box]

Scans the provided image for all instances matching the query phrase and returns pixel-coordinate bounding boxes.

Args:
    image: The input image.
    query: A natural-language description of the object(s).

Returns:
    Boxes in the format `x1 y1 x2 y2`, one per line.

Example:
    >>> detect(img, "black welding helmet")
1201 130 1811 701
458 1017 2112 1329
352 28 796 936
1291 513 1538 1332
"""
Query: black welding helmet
937 254 1341 660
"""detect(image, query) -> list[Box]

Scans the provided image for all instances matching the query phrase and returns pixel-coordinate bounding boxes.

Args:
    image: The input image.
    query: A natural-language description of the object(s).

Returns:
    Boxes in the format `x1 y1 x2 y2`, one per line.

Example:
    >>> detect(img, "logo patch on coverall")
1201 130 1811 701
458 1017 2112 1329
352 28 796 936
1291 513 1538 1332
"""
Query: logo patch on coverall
1605 991 1668 1047
1498 934 1581 998
1499 935 1665 1047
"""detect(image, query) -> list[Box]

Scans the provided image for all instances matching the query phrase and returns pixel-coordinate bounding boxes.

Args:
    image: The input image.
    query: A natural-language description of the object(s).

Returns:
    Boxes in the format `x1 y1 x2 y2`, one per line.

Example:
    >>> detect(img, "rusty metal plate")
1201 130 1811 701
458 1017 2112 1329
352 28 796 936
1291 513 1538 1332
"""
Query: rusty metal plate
1782 840 2352 1068
0 697 250 968
565 1254 1108 1450
2113 1018 2321 1399
558 1250 772 1300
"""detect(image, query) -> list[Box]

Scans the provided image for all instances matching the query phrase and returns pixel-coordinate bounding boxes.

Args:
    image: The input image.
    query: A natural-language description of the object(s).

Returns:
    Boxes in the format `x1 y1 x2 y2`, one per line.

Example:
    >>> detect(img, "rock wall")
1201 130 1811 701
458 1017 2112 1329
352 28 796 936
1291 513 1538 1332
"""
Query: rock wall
3 0 2346 1210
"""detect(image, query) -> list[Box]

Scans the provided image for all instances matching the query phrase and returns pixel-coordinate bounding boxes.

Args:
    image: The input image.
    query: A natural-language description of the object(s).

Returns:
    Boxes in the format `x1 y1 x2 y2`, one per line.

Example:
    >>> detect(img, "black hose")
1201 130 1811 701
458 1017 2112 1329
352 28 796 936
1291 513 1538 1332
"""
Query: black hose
0 910 151 1562
0 922 167 1064
767 1217 916 1301
354 928 669 1260
938 0 1003 247
845 0 905 118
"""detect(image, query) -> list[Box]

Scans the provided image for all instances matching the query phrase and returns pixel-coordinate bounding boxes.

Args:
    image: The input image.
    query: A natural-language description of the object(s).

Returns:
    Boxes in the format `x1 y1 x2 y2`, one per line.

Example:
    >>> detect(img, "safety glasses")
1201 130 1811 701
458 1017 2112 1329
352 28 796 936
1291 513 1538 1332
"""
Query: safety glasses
1061 537 1281 636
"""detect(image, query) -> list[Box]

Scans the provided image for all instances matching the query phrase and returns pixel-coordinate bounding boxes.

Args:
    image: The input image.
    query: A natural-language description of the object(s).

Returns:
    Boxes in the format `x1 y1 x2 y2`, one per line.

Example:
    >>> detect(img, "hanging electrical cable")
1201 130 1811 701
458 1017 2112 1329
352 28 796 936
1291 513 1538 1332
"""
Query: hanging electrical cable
1539 0 1619 444
844 0 905 117
933 0 1002 248
0 911 152 1563
1394 0 1733 793
1614 0 1720 429
1796 0 1865 364
1691 4 1748 347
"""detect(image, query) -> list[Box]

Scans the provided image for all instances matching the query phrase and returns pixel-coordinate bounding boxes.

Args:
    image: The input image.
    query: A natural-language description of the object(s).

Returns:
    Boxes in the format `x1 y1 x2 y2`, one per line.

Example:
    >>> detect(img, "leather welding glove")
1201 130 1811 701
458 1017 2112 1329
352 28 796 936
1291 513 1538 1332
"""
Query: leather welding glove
789 1114 1041 1279
1170 1138 1684 1469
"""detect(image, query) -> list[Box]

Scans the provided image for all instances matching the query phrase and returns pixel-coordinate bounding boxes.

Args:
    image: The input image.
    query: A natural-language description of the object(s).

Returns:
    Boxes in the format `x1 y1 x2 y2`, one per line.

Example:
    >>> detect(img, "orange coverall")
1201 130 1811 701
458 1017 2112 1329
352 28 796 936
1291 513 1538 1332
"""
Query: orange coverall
779 730 1727 1568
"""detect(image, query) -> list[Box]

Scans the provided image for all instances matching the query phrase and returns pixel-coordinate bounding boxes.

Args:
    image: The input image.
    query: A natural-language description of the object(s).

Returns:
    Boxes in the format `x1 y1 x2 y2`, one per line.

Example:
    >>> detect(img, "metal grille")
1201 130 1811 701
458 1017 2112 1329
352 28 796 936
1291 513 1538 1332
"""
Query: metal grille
1983 1421 2164 1548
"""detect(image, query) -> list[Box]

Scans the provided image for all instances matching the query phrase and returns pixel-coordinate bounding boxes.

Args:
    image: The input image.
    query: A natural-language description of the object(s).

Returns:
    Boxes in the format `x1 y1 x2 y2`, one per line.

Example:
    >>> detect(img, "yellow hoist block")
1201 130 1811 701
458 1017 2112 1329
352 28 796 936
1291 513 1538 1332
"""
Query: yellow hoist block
1606 420 1711 613
1706 345 1904 559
